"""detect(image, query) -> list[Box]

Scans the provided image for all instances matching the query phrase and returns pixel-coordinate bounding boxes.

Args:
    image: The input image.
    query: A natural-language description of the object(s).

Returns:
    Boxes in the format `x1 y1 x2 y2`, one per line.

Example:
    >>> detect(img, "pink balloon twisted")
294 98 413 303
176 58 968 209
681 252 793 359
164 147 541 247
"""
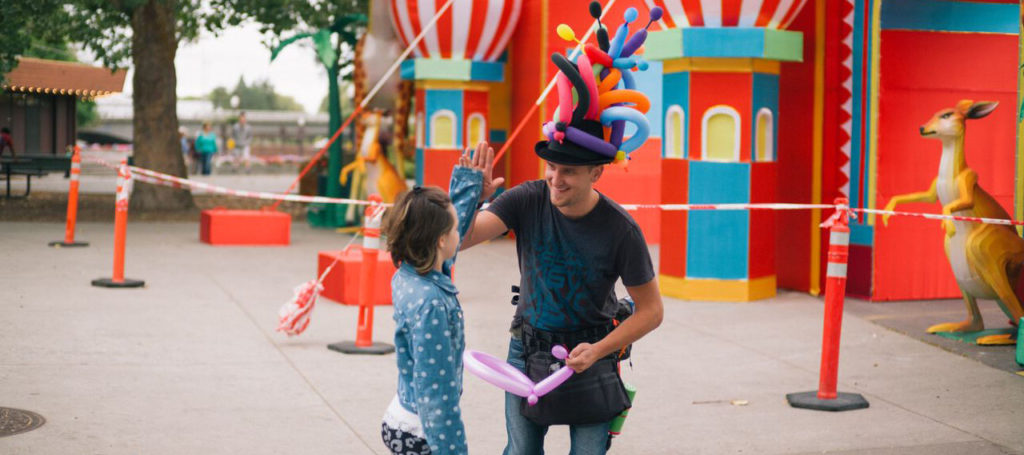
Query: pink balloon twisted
463 345 574 406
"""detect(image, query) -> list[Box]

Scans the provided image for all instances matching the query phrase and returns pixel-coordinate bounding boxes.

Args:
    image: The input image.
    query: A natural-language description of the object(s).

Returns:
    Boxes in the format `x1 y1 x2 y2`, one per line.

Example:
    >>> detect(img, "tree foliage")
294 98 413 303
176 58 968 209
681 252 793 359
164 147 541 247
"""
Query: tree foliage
2 0 371 211
318 80 355 114
208 77 305 111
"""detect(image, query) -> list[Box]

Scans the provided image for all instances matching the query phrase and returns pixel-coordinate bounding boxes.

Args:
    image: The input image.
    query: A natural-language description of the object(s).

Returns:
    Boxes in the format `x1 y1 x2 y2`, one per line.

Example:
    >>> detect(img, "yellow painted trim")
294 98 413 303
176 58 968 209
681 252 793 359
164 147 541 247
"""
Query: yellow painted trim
659 275 777 302
661 58 779 74
809 0 826 296
867 0 882 226
751 59 781 74
662 59 690 73
417 80 491 91
1017 0 1024 235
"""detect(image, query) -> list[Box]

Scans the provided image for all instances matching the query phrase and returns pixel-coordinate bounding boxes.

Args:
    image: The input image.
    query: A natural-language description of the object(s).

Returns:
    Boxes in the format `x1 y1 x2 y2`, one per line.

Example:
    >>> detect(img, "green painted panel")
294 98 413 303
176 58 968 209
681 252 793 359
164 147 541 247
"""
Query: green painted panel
645 29 684 61
763 29 803 62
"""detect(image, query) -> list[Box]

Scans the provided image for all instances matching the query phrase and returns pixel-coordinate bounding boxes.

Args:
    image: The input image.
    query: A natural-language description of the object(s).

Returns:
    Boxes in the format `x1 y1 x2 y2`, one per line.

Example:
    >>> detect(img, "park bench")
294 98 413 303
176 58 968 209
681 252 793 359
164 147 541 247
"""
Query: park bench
0 155 71 198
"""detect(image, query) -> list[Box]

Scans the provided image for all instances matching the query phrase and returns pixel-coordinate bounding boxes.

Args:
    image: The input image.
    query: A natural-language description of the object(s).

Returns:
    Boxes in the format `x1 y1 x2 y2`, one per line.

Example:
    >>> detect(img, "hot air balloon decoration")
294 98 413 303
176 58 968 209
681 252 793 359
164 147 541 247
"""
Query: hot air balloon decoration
387 0 523 187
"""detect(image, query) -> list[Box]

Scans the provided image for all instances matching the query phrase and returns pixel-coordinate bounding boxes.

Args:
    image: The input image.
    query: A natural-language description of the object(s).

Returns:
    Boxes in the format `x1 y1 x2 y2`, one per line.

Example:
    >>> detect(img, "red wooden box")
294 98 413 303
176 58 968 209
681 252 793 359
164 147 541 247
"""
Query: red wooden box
200 209 291 245
318 247 397 306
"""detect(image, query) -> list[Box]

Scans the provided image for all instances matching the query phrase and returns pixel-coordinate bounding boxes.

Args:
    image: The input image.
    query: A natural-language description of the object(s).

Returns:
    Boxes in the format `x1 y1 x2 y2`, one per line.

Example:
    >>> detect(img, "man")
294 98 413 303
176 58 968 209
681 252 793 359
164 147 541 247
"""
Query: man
457 136 664 454
232 112 254 172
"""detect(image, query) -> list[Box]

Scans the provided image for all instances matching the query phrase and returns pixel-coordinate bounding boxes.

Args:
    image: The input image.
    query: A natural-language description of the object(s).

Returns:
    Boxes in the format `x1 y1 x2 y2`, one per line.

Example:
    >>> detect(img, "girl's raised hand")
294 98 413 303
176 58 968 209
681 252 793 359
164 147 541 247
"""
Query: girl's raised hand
461 141 505 201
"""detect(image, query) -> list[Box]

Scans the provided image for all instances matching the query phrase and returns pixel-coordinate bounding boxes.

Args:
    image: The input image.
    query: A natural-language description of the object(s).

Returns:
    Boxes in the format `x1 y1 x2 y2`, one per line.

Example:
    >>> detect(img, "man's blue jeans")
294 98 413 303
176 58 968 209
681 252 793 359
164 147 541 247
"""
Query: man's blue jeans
503 337 610 455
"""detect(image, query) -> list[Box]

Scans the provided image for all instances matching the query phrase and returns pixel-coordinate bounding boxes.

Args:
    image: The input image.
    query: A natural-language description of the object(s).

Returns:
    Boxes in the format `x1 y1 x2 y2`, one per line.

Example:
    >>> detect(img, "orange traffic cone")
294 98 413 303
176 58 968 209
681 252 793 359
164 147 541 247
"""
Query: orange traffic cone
50 146 89 247
328 195 394 355
787 198 868 411
91 160 144 288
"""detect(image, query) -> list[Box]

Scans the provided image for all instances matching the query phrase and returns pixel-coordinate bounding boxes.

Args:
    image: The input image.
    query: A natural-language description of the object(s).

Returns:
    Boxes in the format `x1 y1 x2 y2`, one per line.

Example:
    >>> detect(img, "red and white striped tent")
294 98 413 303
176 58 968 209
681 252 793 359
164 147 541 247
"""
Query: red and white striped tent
387 0 523 61
644 0 809 29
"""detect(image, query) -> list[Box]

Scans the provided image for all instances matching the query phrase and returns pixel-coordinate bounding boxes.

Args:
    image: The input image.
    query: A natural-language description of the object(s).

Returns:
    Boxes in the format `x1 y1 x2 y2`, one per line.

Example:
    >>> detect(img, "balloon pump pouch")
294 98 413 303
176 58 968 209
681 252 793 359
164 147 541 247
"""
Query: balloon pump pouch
518 325 631 426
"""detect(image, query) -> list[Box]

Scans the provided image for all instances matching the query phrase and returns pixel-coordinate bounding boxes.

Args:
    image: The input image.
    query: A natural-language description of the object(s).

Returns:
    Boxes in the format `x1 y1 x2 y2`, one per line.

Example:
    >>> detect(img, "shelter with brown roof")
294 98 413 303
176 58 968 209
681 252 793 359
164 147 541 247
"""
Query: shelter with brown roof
1 57 127 156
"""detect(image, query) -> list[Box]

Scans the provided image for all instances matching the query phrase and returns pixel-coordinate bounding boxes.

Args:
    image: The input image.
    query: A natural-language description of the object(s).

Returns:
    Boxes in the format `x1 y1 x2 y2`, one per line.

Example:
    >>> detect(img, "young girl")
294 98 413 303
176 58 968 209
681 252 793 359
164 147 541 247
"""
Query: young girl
380 145 498 455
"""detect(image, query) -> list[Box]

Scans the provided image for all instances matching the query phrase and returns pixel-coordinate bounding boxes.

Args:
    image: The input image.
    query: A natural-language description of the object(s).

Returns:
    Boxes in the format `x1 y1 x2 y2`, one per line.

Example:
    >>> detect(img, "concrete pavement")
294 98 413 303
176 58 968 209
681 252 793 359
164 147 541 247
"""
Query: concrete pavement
1 221 1021 454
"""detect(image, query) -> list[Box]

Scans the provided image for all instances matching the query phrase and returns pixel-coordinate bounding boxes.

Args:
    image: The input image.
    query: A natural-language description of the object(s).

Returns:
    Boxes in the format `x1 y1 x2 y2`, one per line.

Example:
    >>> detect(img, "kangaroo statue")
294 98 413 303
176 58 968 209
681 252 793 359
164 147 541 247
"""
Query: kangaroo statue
883 100 1024 345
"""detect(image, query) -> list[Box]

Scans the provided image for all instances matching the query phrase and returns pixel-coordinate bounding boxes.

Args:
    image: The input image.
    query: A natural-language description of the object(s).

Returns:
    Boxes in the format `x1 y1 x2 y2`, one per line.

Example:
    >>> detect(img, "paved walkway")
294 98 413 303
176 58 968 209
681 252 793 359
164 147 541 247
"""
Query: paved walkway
1 221 1022 454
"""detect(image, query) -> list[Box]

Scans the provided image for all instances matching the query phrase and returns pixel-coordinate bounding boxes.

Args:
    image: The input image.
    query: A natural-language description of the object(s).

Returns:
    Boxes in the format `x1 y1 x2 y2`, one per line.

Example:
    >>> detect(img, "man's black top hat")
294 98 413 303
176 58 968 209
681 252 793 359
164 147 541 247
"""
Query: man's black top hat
535 119 613 166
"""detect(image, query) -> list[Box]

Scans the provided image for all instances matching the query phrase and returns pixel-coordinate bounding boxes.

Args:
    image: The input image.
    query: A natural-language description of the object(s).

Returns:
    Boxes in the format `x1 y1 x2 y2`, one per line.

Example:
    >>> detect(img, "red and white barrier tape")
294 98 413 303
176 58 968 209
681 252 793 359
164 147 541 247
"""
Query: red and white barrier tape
84 155 1024 227
85 155 382 206
621 202 838 211
851 207 1024 227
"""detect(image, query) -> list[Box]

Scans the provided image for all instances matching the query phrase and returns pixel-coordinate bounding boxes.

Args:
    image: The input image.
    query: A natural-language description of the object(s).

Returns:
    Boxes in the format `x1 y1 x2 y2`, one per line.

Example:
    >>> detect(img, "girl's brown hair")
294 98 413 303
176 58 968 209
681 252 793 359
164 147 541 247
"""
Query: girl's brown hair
383 186 453 275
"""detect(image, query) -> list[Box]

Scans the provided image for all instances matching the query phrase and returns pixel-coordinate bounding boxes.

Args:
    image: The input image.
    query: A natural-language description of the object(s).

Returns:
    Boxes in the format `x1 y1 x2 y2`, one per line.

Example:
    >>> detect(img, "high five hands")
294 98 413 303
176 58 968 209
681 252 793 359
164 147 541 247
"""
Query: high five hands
459 141 506 202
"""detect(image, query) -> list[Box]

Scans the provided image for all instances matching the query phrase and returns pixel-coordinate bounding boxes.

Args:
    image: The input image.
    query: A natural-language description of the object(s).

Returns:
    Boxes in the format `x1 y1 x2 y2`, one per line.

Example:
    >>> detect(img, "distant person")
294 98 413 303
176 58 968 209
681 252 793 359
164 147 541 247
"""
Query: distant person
232 112 254 173
194 122 218 176
179 127 198 175
0 127 15 157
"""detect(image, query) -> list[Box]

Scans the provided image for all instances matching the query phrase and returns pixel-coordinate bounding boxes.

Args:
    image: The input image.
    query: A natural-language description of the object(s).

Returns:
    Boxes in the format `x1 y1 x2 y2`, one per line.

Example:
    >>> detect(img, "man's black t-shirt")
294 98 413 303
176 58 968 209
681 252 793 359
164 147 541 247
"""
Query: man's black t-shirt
486 180 655 332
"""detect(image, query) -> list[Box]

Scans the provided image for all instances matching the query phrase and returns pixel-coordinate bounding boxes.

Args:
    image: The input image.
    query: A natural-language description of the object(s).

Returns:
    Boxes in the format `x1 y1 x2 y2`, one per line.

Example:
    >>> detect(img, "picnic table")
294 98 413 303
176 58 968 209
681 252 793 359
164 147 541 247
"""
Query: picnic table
0 155 71 198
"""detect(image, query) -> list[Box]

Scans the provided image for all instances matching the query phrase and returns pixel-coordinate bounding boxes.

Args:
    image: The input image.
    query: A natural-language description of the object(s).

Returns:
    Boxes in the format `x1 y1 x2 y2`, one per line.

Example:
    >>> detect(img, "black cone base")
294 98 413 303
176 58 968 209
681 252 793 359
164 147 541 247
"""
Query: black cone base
49 241 89 247
91 278 145 288
327 341 395 355
786 391 869 412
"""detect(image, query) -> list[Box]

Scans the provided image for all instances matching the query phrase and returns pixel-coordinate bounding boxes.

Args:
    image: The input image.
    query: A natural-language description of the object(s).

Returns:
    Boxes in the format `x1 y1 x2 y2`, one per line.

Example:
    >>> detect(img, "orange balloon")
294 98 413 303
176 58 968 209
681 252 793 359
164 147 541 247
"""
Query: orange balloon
598 89 650 114
598 68 621 94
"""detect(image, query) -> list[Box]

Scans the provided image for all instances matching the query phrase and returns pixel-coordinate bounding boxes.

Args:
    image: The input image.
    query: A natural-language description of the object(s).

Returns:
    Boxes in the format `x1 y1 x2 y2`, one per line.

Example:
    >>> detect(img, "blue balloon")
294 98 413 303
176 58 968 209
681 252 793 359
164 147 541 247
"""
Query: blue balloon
620 66 636 90
608 24 629 59
600 106 650 153
612 56 639 70
624 7 638 23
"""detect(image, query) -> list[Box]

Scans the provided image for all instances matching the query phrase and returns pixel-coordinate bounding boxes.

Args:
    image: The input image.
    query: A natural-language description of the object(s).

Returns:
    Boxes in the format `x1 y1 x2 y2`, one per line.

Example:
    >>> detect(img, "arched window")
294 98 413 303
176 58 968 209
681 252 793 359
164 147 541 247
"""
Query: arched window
430 110 457 148
756 107 774 162
415 112 425 148
701 105 741 162
664 105 685 159
467 113 486 149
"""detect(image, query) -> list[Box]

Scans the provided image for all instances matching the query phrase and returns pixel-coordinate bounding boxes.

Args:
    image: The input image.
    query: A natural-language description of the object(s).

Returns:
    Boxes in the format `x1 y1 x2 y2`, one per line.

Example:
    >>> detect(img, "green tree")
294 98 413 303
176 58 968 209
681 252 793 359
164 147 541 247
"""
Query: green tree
1 0 239 211
250 1 367 226
317 80 354 114
2 0 368 211
209 77 304 111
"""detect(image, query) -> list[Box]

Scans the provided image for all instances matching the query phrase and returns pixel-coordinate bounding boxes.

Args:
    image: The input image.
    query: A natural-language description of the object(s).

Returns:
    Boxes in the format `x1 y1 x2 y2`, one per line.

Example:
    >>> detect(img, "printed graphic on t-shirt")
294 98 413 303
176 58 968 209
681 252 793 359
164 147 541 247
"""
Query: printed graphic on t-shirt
522 228 600 330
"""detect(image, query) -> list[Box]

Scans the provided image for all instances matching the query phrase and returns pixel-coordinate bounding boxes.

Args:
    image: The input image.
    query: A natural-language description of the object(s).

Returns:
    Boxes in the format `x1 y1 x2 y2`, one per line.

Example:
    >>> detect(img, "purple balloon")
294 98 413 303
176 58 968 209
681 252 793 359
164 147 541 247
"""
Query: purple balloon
649 7 663 23
533 366 574 397
463 350 533 398
565 126 618 158
610 120 626 149
620 29 648 58
552 345 568 360
464 346 576 406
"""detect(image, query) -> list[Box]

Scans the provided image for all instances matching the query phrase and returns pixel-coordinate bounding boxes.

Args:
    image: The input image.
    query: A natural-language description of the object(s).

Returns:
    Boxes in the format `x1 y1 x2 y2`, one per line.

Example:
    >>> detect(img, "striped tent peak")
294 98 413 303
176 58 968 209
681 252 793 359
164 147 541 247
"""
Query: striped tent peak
388 0 523 62
644 0 809 29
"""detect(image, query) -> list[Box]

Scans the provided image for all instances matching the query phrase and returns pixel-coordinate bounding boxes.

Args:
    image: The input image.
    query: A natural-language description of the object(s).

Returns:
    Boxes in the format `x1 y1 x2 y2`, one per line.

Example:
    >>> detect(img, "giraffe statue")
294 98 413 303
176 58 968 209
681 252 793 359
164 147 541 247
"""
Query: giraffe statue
353 0 404 163
392 79 415 179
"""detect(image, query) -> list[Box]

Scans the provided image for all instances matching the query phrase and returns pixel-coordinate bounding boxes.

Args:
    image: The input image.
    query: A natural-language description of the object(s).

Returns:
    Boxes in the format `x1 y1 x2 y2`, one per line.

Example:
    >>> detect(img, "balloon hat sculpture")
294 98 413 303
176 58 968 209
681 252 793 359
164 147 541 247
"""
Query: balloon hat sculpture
536 2 661 167
463 345 574 406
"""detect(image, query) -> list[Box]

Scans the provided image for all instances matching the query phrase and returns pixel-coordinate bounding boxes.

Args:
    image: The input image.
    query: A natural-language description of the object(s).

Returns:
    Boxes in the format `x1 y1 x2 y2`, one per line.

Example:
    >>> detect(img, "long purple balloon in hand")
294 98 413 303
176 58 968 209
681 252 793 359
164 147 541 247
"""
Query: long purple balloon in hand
463 345 575 406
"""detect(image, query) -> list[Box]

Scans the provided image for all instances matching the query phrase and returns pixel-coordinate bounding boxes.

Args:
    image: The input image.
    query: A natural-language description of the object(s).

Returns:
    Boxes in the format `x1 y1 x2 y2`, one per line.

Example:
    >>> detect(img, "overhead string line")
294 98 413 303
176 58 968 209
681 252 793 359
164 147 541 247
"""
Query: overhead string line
269 0 458 210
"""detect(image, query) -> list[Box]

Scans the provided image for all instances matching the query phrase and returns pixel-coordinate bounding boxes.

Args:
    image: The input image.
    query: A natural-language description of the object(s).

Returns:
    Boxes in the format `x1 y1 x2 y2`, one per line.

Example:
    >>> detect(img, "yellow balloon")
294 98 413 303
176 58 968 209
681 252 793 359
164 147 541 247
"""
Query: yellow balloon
556 24 577 43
